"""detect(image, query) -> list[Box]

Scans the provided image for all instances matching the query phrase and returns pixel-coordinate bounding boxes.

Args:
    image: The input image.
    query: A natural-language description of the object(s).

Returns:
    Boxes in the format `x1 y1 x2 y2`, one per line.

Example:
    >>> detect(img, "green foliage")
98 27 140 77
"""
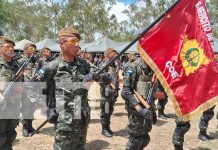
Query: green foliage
1 0 218 42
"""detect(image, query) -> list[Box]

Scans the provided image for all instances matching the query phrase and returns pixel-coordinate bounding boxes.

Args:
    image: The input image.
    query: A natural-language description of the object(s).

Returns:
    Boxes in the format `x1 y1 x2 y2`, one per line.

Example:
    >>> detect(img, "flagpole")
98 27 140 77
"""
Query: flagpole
95 0 181 77
31 0 180 137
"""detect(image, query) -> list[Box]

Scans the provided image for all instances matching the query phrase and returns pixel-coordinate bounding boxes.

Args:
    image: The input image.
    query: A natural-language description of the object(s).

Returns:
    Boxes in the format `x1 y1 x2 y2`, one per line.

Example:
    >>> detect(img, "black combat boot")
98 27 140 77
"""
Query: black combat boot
102 125 113 137
28 120 35 133
22 123 29 137
158 109 169 119
174 145 183 150
198 131 214 141
107 126 114 135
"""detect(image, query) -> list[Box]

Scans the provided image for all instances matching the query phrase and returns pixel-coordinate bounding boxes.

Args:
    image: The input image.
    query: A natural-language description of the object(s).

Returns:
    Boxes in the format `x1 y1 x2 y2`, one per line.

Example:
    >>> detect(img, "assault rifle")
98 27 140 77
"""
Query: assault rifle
0 54 35 110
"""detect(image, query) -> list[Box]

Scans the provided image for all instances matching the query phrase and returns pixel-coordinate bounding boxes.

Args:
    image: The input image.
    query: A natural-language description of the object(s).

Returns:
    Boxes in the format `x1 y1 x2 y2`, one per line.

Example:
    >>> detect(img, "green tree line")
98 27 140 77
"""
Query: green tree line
0 0 217 42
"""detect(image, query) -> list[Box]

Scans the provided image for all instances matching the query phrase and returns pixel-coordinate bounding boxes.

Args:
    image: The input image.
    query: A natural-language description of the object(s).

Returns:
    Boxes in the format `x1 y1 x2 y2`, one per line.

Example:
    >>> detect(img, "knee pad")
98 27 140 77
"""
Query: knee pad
0 133 7 147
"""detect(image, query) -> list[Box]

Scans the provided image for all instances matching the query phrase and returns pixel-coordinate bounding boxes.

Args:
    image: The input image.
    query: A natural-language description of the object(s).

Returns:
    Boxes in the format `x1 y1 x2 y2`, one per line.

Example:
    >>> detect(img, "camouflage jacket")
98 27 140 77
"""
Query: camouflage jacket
99 59 119 90
122 59 153 108
36 56 98 118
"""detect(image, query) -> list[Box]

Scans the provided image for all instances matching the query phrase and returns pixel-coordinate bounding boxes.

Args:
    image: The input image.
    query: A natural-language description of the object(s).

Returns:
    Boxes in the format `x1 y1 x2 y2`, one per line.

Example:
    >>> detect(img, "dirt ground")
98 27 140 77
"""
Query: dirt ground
13 82 218 150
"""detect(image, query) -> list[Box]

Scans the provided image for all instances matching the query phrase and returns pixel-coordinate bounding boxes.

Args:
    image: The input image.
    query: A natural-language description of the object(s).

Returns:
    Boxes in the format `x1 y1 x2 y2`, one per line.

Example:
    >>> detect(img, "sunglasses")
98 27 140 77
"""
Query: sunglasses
61 38 79 46
1 45 14 50
26 47 36 51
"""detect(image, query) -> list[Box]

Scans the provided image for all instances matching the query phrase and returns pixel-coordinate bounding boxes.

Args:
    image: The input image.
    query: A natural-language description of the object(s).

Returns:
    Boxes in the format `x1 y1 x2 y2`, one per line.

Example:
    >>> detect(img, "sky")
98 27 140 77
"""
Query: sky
108 1 131 23
117 0 134 4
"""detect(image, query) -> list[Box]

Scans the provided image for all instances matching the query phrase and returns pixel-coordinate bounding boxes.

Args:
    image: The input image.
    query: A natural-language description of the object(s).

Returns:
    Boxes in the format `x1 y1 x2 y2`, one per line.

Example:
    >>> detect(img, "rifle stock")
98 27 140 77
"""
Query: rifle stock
133 90 150 108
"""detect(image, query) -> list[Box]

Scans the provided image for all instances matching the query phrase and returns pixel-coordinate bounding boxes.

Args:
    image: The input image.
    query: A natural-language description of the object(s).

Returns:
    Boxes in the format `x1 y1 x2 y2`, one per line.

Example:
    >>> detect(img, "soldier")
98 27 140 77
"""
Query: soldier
156 81 170 119
0 36 20 149
18 43 38 137
36 47 53 68
31 26 109 149
121 58 165 150
172 106 215 150
98 48 119 137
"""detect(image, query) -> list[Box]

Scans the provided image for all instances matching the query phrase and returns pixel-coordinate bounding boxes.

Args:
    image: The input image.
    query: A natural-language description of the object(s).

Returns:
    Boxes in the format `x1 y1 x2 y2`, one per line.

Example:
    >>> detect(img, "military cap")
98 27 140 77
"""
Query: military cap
24 43 36 50
0 36 15 46
105 48 118 55
58 26 81 39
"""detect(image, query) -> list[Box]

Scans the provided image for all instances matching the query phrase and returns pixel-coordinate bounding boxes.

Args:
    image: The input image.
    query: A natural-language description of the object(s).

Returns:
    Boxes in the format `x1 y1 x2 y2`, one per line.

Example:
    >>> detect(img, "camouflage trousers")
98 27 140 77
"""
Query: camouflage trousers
100 97 116 126
199 106 215 132
172 107 215 146
0 119 19 150
54 110 90 150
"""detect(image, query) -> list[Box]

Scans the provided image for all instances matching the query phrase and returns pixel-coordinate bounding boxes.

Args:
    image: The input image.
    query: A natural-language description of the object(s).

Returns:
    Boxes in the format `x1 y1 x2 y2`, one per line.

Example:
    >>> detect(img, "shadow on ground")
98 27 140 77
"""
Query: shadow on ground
154 119 168 127
86 139 109 150
190 148 212 150
38 126 54 136
113 112 127 117
90 119 100 124
209 130 218 139
114 128 128 137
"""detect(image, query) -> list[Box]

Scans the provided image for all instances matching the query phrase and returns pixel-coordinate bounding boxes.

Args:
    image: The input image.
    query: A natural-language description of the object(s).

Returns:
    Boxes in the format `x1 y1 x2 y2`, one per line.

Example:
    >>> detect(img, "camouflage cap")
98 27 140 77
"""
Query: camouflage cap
58 26 81 39
0 36 15 46
24 43 36 50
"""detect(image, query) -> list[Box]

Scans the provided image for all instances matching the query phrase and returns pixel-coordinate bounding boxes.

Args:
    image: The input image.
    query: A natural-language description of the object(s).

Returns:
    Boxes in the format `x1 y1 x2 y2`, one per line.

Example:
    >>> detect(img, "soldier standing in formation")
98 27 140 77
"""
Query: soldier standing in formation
18 43 38 137
31 26 110 150
0 36 20 150
156 81 170 119
98 48 119 137
121 58 166 150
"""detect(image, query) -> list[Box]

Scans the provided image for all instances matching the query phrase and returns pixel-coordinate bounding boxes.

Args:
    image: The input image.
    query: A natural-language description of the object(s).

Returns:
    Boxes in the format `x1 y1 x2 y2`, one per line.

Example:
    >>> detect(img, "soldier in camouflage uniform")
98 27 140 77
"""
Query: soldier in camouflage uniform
0 36 20 150
17 43 38 137
156 81 170 119
37 47 53 67
121 58 165 150
98 48 119 137
31 26 109 150
172 106 215 150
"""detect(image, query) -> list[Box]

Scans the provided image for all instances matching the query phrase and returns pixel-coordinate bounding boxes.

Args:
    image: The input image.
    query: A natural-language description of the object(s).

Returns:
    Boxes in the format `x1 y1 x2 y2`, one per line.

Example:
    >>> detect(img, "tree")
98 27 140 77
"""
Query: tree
59 0 117 42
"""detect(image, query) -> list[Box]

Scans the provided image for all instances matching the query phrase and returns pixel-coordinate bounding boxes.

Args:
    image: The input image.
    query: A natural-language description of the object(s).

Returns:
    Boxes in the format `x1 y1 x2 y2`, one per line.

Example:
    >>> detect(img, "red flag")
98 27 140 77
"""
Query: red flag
138 0 218 121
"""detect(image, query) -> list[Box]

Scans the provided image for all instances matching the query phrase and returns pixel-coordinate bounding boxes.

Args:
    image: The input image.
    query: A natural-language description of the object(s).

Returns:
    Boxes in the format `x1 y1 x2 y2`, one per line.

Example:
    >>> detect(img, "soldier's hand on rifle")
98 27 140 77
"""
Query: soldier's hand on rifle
105 86 118 98
83 72 97 82
46 108 58 124
0 93 6 110
137 107 152 120
101 72 112 85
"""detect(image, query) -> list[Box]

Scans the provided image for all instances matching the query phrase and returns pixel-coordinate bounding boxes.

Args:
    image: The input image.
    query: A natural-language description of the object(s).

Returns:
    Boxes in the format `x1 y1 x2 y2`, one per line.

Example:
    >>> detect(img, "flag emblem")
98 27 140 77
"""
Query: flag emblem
180 37 211 76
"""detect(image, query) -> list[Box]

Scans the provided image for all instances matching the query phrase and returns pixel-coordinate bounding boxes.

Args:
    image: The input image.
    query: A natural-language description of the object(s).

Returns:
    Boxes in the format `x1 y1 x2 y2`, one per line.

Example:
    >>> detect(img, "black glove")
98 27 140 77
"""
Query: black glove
101 73 112 85
105 87 117 97
138 107 152 120
46 108 58 124
83 73 97 82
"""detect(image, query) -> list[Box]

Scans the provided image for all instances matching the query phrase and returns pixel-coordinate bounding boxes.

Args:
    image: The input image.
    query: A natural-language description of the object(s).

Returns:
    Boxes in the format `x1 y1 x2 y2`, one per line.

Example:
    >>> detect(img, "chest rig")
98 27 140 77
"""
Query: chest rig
135 64 152 98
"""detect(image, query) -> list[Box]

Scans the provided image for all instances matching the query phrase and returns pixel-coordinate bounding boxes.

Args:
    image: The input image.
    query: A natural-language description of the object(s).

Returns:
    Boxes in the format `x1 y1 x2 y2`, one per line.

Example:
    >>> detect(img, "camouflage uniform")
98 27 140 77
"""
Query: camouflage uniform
17 54 38 136
0 57 20 150
34 57 97 150
198 106 215 141
156 81 169 119
121 59 153 150
172 106 215 150
98 59 119 137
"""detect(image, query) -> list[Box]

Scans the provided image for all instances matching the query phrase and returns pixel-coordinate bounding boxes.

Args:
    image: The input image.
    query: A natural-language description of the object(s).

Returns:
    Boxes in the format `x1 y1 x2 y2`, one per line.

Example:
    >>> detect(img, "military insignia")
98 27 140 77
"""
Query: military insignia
180 37 211 76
